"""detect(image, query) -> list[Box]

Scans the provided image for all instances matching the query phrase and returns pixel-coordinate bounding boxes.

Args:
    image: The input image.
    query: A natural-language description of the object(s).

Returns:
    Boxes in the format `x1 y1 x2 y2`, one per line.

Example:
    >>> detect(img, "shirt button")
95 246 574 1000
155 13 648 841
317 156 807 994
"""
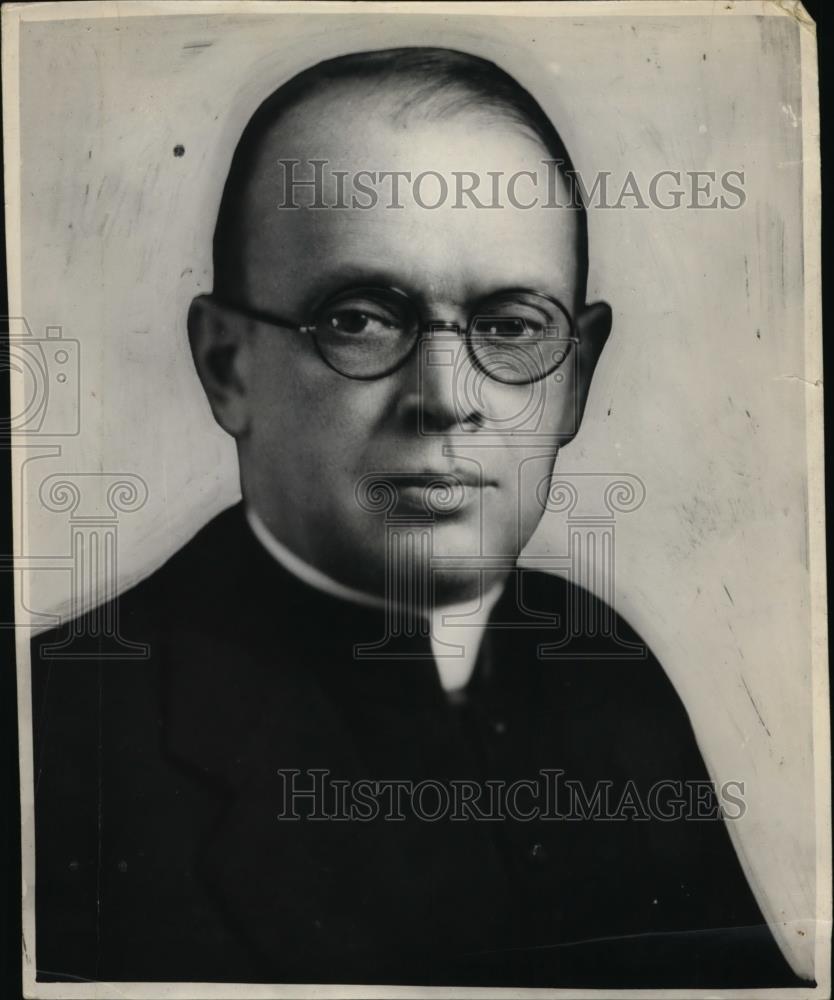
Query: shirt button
528 842 548 864
492 720 507 735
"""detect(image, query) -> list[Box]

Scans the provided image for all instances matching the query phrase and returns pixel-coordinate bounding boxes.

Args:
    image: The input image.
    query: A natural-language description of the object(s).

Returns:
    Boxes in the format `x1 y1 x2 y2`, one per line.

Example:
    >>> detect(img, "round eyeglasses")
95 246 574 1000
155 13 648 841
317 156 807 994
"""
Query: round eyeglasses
218 286 576 385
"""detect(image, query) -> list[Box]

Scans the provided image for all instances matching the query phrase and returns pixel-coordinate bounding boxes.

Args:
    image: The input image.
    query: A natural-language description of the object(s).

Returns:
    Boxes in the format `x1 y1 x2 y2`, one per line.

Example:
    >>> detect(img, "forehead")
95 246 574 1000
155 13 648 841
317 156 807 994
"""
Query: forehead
238 86 580 309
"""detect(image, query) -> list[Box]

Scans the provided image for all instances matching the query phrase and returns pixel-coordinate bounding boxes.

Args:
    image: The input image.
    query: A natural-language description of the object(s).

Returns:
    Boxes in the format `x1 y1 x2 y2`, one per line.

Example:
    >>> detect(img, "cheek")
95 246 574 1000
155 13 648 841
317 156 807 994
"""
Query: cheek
481 373 575 438
487 446 556 553
248 343 393 466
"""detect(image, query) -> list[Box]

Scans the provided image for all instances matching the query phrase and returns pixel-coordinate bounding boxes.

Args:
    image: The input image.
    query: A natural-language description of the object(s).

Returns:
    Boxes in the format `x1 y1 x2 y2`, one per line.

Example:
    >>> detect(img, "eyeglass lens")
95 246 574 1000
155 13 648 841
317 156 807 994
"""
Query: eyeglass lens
311 287 572 384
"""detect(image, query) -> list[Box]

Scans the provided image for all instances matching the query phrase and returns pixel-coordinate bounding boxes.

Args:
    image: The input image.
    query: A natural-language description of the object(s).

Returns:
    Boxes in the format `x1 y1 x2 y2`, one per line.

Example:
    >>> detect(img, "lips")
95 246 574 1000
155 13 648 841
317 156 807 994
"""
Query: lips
392 469 492 489
372 470 494 517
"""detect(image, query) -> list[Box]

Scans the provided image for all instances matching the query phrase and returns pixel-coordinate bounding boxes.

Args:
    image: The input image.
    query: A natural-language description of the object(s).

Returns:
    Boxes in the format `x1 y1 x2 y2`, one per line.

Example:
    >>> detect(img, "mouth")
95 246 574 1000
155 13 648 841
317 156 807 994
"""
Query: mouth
384 470 496 517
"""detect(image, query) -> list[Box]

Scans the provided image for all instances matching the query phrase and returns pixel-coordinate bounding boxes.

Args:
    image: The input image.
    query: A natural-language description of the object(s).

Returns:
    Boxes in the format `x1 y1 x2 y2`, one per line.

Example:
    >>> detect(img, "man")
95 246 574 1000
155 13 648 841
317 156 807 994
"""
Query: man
30 47 805 988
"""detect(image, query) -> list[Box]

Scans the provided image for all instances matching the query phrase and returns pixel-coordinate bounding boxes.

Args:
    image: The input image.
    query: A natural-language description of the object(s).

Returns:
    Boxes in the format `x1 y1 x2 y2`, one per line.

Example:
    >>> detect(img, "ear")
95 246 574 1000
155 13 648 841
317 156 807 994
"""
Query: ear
187 295 254 438
563 300 612 441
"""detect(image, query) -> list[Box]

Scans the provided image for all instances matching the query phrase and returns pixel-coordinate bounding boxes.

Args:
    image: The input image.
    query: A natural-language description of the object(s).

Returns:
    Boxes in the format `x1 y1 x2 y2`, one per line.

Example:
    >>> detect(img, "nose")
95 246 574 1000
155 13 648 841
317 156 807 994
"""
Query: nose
395 319 485 433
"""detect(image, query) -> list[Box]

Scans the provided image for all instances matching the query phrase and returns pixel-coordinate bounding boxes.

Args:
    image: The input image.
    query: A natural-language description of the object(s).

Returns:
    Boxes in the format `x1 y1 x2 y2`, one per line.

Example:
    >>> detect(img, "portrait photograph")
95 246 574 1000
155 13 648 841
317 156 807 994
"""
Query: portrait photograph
2 1 829 996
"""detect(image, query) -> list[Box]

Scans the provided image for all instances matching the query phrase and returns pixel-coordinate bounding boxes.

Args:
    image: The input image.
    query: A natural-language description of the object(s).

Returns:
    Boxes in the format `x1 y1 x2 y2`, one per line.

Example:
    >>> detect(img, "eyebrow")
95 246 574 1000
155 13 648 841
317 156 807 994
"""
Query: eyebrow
300 267 413 310
303 266 569 312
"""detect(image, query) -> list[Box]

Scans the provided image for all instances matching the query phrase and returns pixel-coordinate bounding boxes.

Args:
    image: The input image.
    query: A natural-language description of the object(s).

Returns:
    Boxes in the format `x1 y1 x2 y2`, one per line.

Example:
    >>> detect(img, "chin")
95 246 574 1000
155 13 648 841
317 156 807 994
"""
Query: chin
402 521 517 604
334 513 518 601
429 569 501 606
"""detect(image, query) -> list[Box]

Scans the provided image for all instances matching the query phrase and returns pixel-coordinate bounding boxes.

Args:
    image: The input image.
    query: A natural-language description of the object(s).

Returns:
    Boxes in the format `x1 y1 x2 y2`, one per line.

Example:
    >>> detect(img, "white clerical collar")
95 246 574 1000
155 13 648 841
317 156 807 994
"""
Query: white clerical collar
246 507 502 693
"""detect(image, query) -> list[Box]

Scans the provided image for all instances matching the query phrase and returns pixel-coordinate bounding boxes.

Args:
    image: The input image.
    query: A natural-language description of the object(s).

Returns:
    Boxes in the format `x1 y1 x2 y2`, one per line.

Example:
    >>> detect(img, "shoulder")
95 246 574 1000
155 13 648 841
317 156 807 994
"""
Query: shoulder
29 503 250 735
31 503 246 659
513 568 704 765
509 566 660 678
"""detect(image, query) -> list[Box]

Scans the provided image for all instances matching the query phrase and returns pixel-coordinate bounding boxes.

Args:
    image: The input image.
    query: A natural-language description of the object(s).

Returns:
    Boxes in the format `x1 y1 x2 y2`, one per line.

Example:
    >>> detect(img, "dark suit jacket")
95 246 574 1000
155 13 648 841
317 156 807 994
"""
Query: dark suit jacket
30 503 807 987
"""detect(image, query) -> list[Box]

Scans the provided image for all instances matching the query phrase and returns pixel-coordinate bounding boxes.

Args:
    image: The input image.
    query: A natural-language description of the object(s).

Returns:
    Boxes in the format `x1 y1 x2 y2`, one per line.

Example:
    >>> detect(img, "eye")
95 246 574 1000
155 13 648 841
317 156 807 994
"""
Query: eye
326 309 380 336
471 315 544 339
471 294 568 342
316 295 405 339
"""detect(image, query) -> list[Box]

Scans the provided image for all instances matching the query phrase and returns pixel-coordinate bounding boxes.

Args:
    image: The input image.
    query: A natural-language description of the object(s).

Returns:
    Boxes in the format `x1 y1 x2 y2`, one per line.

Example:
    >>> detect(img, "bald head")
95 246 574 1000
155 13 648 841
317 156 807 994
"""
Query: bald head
212 46 589 308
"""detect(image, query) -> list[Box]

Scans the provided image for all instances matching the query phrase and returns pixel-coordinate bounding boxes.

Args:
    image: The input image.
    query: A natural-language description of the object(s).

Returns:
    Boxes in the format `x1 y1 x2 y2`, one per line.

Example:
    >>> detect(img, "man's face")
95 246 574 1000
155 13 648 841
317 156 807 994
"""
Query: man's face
207 90 585 599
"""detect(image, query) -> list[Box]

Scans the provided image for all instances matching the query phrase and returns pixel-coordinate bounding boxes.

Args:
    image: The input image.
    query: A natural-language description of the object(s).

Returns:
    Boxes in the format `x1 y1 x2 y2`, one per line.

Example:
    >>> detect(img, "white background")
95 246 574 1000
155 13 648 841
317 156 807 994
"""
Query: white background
10 4 821 981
